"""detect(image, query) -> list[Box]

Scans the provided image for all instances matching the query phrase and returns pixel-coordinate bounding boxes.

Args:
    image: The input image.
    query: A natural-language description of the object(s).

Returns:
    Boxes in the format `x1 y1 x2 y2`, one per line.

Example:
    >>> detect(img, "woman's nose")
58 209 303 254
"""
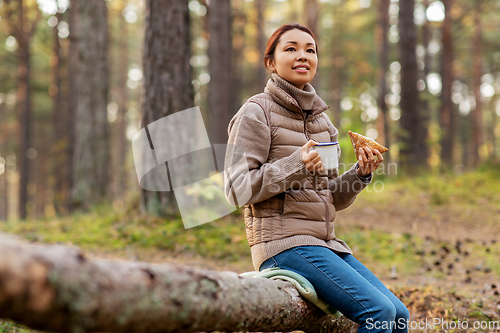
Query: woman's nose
297 51 307 60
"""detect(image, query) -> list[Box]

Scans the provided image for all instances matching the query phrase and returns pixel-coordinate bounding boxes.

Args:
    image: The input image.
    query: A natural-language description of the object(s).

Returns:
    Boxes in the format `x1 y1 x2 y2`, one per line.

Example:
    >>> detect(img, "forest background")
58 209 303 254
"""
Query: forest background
0 0 500 331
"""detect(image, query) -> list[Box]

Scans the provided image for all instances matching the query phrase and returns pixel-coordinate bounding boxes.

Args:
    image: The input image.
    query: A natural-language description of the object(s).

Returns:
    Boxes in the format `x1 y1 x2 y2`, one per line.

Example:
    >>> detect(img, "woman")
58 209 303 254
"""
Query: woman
224 23 409 333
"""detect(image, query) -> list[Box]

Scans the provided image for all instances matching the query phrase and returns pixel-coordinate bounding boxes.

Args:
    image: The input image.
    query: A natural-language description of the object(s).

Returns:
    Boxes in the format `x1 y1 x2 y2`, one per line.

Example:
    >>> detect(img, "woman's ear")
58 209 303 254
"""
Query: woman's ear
265 57 276 73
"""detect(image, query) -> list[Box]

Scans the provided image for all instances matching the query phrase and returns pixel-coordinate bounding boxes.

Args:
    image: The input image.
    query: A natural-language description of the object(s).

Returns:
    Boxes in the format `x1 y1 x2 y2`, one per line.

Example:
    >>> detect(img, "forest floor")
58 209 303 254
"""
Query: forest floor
1 169 500 332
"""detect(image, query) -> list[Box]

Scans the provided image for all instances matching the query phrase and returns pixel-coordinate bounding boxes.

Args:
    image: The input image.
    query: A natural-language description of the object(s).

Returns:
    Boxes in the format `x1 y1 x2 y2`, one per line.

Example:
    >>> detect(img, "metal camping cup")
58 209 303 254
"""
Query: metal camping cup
312 142 339 170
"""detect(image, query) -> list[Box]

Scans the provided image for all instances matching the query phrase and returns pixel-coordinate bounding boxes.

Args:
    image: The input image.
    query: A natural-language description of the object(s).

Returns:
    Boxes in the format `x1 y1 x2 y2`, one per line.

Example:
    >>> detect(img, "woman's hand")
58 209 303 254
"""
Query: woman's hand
357 147 383 177
301 140 323 173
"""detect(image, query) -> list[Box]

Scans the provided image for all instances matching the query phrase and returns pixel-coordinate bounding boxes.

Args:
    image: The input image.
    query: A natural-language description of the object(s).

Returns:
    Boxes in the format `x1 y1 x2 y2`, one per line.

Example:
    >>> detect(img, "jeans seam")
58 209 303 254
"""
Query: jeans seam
271 257 279 268
291 247 375 321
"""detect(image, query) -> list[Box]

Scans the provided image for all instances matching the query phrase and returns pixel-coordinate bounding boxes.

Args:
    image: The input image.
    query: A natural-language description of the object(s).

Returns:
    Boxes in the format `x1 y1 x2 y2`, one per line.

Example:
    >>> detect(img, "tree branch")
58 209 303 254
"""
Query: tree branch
0 233 358 333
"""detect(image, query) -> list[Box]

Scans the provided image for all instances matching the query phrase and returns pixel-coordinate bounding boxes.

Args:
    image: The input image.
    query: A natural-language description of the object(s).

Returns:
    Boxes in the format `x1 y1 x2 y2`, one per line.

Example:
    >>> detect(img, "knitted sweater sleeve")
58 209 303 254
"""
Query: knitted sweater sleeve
323 114 372 211
224 102 311 206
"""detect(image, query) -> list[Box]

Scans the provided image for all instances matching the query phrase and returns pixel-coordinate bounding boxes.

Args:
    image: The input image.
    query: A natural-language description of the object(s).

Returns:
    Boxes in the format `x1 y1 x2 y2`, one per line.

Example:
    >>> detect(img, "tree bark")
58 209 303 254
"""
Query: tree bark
70 0 110 209
140 0 194 216
440 0 456 165
0 233 358 333
398 0 427 169
207 0 232 144
470 0 483 168
375 0 390 160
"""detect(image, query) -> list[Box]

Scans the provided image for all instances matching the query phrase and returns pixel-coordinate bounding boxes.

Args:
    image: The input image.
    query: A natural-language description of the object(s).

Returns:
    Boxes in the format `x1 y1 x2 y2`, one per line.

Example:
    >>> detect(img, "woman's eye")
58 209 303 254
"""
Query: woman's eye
286 47 295 51
308 49 315 53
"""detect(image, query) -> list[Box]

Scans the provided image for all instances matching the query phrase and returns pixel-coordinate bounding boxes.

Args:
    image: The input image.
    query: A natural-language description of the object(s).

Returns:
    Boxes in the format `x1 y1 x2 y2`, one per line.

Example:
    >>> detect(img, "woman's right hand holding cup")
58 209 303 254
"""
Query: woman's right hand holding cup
301 140 323 173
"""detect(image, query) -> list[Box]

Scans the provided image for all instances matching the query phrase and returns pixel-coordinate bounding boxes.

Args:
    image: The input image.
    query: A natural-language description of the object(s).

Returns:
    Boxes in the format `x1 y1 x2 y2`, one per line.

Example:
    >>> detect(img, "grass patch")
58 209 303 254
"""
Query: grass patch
0 321 37 333
359 166 500 210
0 204 251 263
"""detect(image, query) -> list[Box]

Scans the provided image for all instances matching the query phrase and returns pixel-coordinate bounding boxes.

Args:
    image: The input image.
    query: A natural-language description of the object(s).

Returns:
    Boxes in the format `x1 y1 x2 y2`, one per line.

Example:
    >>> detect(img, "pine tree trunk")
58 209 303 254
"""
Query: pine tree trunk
2 1 39 219
0 102 7 221
490 97 497 160
330 1 346 129
71 0 110 209
375 0 390 161
208 0 232 144
0 233 358 333
140 0 194 216
67 0 78 213
17 40 31 220
50 11 65 215
116 0 129 198
470 1 483 168
255 0 266 90
304 0 320 89
231 5 246 118
35 126 47 219
398 0 426 169
440 0 455 165
419 0 431 166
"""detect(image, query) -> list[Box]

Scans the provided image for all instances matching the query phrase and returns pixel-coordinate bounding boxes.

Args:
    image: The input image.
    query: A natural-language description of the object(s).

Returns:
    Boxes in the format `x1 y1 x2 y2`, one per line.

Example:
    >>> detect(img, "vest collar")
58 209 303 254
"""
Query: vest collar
264 73 329 118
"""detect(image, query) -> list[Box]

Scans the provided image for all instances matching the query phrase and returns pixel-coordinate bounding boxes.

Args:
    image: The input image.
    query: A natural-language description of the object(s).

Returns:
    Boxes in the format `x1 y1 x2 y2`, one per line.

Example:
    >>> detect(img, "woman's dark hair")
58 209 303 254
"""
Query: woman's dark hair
264 23 318 71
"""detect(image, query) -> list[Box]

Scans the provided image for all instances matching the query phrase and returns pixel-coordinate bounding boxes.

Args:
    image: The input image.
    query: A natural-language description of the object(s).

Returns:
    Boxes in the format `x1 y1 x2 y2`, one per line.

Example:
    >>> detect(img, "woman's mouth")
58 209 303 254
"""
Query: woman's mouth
294 67 309 73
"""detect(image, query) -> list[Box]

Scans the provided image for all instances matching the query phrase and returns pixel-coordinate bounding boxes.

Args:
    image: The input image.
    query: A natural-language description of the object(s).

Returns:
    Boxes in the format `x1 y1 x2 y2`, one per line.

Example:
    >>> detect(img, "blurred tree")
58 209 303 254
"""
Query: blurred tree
304 0 319 38
420 0 431 165
49 8 68 215
207 0 232 144
2 0 41 219
255 0 266 90
375 0 390 156
398 0 427 169
231 1 247 116
66 0 78 213
116 0 130 198
140 0 193 216
330 0 347 128
440 0 456 165
304 0 320 89
70 0 110 210
0 101 7 220
470 0 483 167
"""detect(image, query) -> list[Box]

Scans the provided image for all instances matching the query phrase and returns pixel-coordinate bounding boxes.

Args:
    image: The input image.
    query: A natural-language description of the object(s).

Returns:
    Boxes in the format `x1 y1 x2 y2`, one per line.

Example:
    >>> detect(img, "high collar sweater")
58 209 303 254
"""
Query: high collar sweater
270 73 316 111
265 73 329 121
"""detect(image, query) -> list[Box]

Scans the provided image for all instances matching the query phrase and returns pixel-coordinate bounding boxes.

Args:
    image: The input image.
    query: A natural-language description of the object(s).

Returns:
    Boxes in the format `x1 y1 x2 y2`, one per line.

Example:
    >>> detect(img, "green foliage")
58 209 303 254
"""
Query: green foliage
0 320 35 333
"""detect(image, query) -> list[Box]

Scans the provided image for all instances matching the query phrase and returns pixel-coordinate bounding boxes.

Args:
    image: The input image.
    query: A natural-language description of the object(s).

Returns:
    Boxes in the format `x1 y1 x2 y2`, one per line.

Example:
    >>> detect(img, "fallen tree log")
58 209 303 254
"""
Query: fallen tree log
0 233 358 333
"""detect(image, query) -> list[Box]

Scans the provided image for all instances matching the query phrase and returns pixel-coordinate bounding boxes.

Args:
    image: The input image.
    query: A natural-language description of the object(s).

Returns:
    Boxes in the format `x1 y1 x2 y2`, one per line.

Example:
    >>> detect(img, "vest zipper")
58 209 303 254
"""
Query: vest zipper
302 114 310 140
313 174 330 240
304 113 328 239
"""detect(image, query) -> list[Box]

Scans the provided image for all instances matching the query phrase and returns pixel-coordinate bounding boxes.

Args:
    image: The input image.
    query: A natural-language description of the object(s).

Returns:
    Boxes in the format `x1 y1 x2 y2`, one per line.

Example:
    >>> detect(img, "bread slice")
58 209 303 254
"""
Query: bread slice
348 130 389 154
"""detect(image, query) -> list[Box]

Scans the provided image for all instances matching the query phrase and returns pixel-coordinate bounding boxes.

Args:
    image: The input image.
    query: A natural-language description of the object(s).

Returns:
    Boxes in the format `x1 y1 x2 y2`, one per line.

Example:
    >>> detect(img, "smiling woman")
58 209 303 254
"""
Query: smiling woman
225 22 410 333
264 28 318 90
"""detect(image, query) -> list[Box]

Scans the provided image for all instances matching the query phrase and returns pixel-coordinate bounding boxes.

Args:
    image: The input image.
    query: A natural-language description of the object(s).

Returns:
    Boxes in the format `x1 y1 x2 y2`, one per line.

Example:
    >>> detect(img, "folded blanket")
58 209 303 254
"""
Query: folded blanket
239 267 342 319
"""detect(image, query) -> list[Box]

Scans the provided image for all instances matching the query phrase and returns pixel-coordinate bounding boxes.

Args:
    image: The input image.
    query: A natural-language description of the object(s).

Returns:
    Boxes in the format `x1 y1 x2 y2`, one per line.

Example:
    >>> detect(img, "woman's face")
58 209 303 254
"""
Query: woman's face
266 29 318 90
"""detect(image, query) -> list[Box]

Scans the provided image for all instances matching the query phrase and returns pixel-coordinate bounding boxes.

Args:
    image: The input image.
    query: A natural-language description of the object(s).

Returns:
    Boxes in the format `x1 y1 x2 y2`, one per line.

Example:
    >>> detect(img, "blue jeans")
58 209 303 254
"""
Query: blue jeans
259 246 410 333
